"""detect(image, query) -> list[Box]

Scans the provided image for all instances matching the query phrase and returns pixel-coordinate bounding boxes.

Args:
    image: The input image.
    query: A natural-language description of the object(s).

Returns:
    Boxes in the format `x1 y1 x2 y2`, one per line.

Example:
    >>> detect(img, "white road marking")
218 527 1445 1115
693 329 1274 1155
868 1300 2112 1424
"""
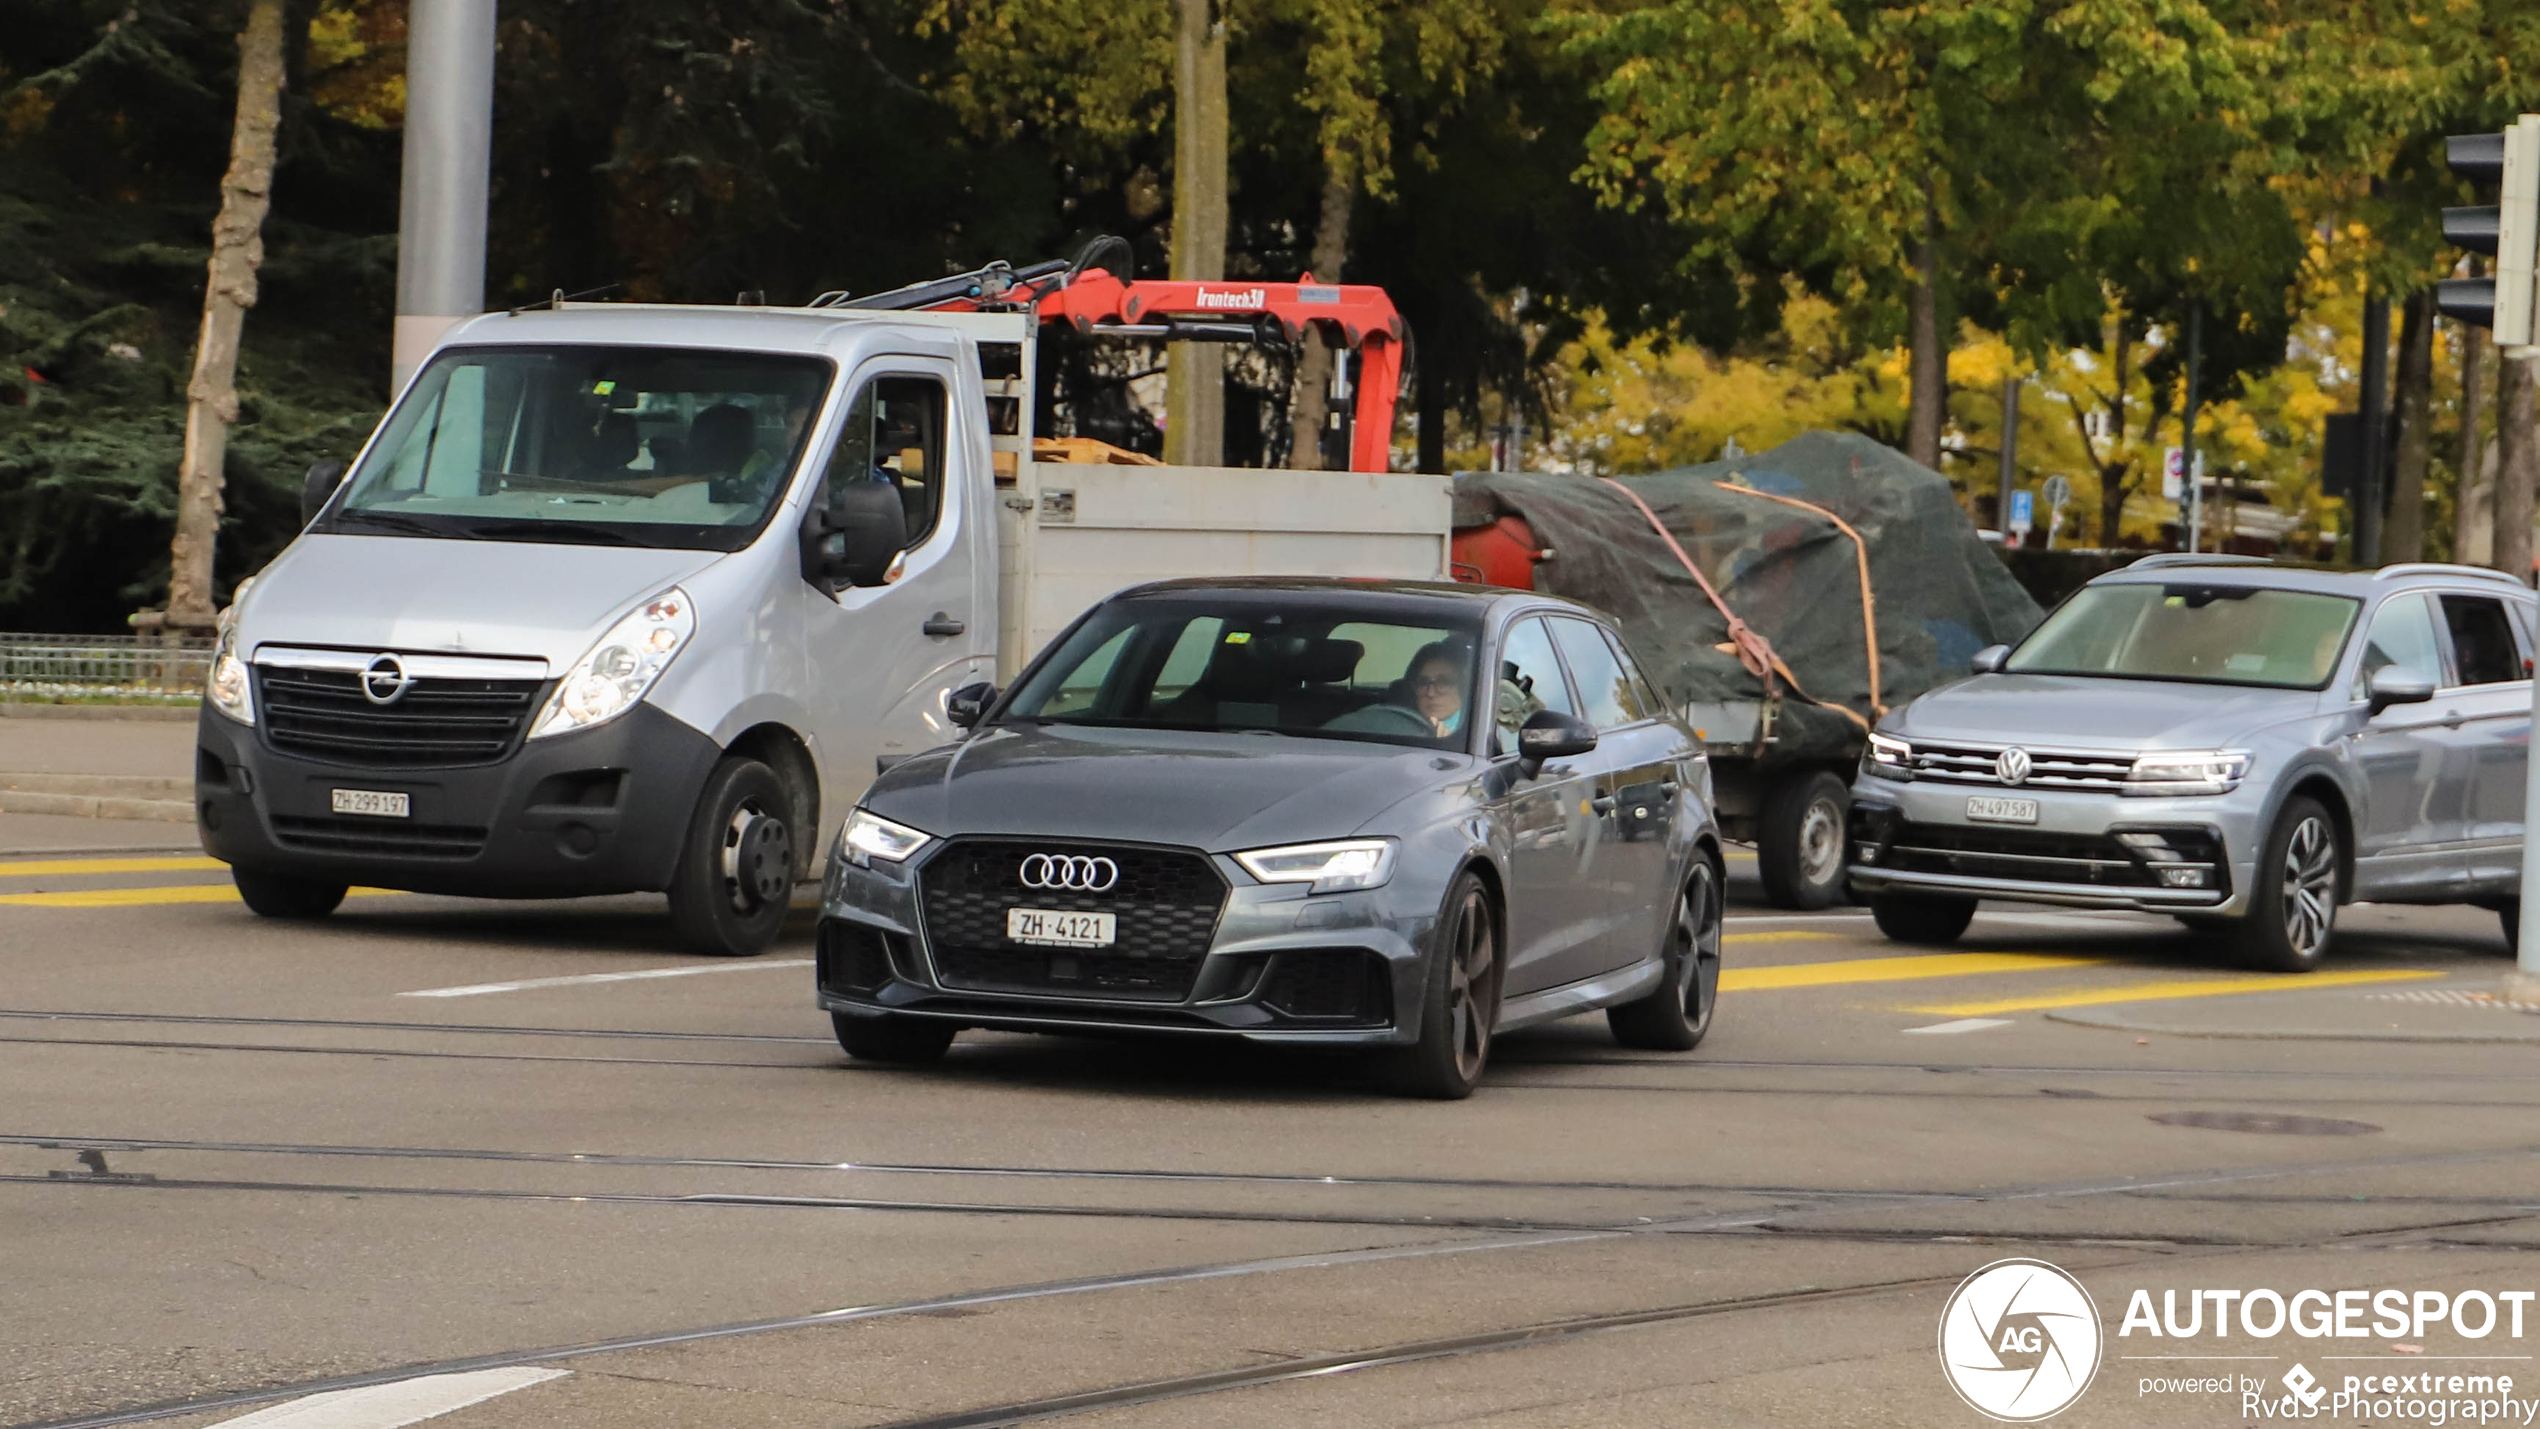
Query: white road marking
399 960 812 999
1902 1017 2015 1036
208 1368 567 1427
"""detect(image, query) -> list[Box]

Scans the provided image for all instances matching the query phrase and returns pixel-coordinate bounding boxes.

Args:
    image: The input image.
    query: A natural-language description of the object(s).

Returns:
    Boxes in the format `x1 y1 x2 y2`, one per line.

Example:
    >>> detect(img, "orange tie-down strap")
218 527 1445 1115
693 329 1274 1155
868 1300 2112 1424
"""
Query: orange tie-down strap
1596 477 1877 734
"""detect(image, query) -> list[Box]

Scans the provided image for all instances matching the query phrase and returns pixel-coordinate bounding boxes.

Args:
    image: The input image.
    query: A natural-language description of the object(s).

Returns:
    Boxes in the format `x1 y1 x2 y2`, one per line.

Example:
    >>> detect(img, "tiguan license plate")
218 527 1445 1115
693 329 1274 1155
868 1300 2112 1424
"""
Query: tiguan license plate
1006 908 1116 948
1964 796 2039 824
330 788 410 819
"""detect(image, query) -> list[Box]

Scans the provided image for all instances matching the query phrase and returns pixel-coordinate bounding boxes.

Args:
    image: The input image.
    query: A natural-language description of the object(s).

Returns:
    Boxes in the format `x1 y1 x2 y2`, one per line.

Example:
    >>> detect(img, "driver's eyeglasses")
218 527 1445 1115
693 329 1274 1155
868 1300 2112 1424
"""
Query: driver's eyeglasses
1412 675 1460 691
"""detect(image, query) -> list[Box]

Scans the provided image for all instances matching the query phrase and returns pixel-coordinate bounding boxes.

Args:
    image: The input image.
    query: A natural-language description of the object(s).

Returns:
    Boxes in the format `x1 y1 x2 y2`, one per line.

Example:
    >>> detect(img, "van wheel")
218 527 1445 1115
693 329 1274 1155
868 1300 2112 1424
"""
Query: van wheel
1384 871 1501 1099
1870 892 1976 944
232 867 347 919
1758 770 1849 910
2234 796 2338 972
832 1012 956 1064
667 757 795 957
1609 857 1724 1051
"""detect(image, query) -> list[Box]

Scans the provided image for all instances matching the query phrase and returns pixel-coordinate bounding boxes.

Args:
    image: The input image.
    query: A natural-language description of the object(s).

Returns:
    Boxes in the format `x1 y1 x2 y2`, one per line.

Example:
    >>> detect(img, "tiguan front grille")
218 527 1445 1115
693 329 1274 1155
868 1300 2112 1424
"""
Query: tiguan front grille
1906 741 2137 791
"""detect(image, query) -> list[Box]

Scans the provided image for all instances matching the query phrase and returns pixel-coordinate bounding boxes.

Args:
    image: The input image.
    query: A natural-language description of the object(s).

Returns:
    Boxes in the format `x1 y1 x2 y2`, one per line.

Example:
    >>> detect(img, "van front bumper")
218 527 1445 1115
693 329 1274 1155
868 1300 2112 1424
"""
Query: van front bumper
194 703 720 898
1848 780 2256 917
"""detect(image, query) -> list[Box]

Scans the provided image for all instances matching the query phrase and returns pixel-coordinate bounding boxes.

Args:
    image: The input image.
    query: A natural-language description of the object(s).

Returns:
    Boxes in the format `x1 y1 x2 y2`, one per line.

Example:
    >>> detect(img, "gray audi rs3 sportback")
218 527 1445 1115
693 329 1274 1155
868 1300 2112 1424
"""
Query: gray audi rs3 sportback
815 578 1725 1098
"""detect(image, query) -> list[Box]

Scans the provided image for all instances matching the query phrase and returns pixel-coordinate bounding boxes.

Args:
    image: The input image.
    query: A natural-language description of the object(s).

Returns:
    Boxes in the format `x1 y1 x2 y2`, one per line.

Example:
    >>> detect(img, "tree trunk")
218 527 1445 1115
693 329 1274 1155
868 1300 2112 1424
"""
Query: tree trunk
165 0 287 630
1164 0 1228 468
1904 195 1946 471
2384 289 2433 562
1286 170 1353 470
2098 326 2131 546
2497 353 2538 584
2457 308 2492 565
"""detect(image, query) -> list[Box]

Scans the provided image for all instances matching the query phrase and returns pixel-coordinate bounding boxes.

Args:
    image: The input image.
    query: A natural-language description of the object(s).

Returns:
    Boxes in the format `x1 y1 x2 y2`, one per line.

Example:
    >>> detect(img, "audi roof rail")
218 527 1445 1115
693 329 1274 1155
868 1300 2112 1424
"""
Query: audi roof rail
2125 553 2275 569
2371 562 2526 586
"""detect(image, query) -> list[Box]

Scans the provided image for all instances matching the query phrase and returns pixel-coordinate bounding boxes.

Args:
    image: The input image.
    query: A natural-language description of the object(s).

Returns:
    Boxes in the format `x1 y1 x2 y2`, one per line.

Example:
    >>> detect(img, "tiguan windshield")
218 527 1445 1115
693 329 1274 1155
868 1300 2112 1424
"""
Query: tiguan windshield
2008 582 2360 690
320 346 831 551
1000 598 1483 750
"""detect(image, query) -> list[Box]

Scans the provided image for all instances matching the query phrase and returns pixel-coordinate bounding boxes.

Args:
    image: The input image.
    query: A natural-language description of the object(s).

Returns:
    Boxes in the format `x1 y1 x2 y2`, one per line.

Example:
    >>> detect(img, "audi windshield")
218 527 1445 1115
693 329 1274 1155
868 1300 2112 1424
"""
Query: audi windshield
998 597 1484 750
319 346 832 552
2007 583 2360 690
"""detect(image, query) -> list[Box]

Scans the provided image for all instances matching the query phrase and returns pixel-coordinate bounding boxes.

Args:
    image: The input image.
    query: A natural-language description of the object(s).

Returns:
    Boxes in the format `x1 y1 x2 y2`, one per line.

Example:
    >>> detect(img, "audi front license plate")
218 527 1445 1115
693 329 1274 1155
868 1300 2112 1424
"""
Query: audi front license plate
330 788 410 819
1964 795 2039 825
1006 908 1116 949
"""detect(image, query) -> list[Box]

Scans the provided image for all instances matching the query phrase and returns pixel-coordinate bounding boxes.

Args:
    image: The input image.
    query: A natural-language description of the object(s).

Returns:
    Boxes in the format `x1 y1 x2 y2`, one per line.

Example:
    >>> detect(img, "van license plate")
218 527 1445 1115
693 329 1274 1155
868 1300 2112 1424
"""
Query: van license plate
1006 908 1115 948
331 788 410 819
1965 796 2038 824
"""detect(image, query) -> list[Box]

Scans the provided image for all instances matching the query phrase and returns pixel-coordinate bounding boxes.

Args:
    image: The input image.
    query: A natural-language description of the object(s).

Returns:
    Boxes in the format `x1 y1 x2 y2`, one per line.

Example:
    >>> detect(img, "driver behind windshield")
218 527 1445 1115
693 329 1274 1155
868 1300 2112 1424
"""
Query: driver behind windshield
1405 642 1469 738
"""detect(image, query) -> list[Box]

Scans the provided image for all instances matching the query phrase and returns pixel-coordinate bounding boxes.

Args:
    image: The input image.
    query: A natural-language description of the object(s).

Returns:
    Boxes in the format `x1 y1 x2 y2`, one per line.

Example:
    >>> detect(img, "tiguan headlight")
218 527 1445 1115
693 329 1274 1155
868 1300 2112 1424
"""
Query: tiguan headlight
1234 838 1398 893
1864 730 1912 780
529 587 695 739
2123 750 2252 797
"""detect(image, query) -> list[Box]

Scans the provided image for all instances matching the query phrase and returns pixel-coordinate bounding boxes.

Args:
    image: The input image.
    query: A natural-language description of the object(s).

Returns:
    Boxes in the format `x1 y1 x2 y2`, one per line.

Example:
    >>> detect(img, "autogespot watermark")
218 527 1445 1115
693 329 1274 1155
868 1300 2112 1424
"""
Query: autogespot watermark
1938 1264 2540 1423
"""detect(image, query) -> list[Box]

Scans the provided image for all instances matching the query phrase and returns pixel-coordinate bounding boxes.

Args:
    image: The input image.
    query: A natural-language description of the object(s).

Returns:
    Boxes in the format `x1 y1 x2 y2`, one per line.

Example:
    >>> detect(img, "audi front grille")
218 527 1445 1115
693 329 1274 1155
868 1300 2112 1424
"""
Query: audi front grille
915 839 1228 1002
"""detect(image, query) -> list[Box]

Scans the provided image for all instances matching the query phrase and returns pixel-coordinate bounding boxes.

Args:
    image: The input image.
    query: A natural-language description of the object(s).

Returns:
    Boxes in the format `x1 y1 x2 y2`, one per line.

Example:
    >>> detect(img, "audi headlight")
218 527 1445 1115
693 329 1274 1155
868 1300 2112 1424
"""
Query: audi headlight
529 587 695 739
1234 838 1398 894
206 626 254 726
1864 730 1912 781
2123 750 2252 797
843 808 934 866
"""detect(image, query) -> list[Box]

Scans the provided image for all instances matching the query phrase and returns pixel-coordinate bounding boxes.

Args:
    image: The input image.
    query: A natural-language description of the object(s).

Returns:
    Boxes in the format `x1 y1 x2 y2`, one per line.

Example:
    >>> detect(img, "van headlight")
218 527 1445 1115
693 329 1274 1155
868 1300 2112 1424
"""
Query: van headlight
843 808 934 866
2123 750 2252 797
1234 838 1397 893
206 627 254 726
529 587 695 739
1863 731 1912 780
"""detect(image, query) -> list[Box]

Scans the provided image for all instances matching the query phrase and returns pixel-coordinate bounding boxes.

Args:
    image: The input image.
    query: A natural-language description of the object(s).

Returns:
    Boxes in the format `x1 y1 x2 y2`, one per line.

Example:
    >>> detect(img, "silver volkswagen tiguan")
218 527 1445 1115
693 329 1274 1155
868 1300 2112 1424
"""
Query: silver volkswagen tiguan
1849 557 2535 970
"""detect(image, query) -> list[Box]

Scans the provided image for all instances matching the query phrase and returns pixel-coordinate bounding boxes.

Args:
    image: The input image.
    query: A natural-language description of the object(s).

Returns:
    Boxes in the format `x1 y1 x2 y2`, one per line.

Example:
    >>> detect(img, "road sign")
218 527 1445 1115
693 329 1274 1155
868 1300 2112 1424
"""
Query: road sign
2163 447 2185 500
2041 474 2072 510
2007 489 2034 536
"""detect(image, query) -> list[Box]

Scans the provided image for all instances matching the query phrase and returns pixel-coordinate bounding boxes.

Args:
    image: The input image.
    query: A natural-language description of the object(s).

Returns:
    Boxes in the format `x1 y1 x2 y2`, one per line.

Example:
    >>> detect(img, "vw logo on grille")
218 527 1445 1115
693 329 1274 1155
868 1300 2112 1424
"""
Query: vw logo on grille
1996 746 2033 786
360 654 416 706
1019 854 1119 892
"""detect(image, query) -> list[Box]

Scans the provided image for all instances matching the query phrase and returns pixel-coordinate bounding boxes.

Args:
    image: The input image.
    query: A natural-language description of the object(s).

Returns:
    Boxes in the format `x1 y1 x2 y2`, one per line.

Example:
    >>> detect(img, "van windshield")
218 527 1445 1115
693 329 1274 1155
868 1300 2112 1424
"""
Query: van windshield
1000 598 1484 750
319 346 831 551
2007 583 2360 690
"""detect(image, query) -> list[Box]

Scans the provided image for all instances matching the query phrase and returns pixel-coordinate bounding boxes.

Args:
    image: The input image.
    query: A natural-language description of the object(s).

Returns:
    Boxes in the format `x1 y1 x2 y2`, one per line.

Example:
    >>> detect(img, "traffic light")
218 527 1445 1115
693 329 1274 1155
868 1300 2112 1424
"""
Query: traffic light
2438 115 2540 347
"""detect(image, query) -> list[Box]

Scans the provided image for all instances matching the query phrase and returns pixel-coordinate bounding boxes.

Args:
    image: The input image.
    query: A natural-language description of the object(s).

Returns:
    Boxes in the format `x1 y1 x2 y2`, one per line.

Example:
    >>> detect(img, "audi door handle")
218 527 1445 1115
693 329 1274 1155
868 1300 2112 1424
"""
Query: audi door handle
922 612 967 637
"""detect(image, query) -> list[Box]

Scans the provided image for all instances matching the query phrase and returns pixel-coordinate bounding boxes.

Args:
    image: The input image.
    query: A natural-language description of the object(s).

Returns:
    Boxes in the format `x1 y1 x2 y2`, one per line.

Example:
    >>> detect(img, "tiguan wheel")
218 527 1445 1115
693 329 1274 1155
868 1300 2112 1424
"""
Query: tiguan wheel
2233 796 2339 972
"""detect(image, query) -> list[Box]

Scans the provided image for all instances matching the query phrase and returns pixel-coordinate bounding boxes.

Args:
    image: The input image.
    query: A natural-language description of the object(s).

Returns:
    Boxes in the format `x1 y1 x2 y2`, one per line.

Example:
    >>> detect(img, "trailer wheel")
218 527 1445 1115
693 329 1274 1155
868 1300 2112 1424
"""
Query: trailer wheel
1757 770 1849 910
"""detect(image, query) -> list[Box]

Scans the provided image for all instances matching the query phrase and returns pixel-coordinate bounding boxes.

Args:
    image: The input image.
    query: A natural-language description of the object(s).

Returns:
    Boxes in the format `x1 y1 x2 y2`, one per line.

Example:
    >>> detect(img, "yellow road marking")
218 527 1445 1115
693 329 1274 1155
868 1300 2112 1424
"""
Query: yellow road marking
0 884 404 909
1724 951 2107 992
1721 929 1838 944
0 856 225 878
1910 967 2439 1016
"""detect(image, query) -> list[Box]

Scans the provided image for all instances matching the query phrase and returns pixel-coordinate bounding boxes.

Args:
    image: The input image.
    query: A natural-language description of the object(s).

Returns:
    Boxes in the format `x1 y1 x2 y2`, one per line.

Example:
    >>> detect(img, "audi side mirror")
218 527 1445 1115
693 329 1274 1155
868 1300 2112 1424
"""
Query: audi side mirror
1970 644 2010 676
800 484 908 593
2367 666 2436 716
1516 709 1597 778
946 680 997 730
300 460 346 526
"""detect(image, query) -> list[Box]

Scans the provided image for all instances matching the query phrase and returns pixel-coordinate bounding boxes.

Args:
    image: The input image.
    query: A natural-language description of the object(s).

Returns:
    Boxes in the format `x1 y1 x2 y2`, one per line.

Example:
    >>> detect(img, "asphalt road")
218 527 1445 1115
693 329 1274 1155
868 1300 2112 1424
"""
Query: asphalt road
5 838 2537 1429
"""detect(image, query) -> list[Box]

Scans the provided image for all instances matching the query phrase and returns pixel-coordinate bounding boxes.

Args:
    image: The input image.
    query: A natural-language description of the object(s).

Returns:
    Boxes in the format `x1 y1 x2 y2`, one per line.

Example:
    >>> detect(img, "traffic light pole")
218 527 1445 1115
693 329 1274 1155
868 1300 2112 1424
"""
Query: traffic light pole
2182 305 2202 552
392 0 497 394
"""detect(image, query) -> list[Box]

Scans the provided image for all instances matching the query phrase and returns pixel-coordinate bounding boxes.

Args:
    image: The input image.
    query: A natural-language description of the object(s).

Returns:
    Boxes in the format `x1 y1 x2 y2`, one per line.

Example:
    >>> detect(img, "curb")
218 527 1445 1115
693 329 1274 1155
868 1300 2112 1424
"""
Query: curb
0 703 197 722
2048 1004 2540 1045
0 774 193 824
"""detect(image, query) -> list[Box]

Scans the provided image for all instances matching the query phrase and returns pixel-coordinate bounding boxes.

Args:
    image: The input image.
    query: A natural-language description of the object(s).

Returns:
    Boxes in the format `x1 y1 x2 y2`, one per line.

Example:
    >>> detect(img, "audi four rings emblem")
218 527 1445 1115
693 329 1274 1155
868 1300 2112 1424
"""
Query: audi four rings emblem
1996 746 2034 786
360 654 415 706
1019 854 1120 892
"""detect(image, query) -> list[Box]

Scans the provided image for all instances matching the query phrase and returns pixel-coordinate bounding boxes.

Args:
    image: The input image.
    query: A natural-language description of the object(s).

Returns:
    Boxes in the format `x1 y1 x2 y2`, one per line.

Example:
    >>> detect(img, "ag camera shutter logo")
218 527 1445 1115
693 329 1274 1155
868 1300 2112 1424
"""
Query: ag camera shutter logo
1939 1258 2103 1421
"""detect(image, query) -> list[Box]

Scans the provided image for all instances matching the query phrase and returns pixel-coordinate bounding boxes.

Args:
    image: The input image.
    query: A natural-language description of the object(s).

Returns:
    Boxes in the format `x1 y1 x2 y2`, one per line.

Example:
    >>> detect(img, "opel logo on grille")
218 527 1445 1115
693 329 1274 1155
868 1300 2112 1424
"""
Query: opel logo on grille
360 654 415 706
1019 854 1119 892
1996 746 2033 786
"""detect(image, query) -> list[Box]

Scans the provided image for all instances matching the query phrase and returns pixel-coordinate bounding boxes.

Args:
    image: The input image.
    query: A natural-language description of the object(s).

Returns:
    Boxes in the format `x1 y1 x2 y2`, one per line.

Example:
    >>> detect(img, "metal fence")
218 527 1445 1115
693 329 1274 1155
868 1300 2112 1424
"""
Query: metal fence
0 632 211 703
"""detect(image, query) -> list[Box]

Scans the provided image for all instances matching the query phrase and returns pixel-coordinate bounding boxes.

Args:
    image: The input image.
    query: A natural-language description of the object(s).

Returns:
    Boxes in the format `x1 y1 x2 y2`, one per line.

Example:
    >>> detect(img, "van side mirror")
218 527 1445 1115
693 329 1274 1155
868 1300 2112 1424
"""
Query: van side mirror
2367 666 2436 715
946 680 997 730
1516 709 1597 778
801 484 909 592
1970 644 2010 675
300 460 346 526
